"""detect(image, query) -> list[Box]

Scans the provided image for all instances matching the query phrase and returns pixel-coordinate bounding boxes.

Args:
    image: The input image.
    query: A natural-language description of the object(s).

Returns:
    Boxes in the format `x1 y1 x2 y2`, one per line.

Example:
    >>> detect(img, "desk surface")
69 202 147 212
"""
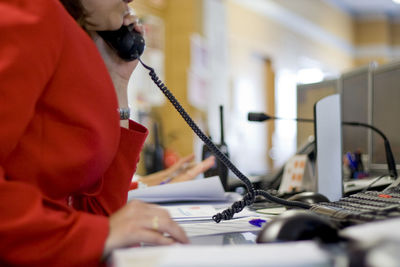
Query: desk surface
110 204 400 267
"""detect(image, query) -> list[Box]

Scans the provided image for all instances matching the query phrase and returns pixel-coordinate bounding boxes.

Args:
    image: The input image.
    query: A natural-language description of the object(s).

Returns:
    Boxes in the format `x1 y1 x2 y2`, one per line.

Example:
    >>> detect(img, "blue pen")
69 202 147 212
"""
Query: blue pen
249 218 267 228
346 152 357 170
159 177 173 185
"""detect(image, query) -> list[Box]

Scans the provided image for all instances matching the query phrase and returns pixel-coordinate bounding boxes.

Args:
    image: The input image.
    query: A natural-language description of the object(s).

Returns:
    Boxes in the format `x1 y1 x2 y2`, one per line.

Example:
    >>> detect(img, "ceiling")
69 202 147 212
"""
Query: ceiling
325 0 400 16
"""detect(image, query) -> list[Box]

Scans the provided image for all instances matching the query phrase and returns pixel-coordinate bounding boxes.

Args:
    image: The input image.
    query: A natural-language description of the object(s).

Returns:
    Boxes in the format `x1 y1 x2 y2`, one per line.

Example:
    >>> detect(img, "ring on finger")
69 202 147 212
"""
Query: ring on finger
152 216 159 231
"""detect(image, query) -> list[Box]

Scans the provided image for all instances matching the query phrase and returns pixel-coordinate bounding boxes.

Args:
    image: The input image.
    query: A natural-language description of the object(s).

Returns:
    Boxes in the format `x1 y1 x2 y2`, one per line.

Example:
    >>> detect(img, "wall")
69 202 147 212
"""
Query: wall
273 0 354 47
131 0 204 175
134 1 203 149
228 0 355 73
354 15 400 66
153 0 203 157
226 0 354 170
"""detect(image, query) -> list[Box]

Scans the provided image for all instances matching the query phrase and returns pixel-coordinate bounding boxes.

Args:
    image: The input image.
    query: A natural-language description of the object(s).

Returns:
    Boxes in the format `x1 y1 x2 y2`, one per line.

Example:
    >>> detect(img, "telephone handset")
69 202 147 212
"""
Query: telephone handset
98 25 311 222
97 24 145 61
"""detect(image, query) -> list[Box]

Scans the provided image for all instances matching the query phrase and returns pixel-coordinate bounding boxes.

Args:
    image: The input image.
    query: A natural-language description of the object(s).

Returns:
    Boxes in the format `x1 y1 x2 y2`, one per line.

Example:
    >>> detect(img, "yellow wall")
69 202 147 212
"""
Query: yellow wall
154 0 203 157
353 16 400 66
392 22 400 45
133 0 203 161
272 0 354 44
355 19 391 45
226 0 356 169
133 0 165 17
227 1 354 75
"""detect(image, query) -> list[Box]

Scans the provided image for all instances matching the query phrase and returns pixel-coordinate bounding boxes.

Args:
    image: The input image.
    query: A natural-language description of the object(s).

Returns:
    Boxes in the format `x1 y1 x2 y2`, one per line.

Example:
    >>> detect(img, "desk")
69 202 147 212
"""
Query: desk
115 186 400 266
109 196 337 267
110 214 400 267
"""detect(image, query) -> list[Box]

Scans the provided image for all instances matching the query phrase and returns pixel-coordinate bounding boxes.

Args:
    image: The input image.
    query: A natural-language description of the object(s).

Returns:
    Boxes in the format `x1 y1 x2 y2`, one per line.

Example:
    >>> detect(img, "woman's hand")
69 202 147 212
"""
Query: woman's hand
139 154 216 186
103 200 189 256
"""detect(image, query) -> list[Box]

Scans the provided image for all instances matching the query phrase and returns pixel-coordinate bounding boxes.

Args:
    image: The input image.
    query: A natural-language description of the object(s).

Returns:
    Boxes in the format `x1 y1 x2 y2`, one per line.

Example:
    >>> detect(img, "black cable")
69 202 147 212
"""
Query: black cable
249 113 398 180
139 59 311 222
342 122 398 179
361 174 388 193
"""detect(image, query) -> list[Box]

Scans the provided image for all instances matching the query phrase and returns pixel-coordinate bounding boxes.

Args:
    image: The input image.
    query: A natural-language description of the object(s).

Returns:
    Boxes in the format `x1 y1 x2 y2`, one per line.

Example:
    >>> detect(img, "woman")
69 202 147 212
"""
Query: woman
0 0 213 265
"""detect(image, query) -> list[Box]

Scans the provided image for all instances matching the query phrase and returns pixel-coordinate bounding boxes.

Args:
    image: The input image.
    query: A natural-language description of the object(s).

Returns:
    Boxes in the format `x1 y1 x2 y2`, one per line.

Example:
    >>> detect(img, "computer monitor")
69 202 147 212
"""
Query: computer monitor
370 61 400 173
297 80 338 149
340 64 376 159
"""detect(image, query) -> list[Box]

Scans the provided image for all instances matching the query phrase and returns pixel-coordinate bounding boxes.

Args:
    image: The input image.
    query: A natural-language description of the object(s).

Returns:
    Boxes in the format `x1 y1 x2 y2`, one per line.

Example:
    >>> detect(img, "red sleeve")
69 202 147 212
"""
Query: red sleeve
0 1 109 266
73 121 149 215
0 178 109 266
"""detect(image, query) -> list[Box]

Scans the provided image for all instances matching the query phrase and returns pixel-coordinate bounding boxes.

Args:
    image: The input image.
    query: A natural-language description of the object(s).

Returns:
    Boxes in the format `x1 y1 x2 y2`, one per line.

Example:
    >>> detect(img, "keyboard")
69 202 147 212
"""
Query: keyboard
310 189 400 227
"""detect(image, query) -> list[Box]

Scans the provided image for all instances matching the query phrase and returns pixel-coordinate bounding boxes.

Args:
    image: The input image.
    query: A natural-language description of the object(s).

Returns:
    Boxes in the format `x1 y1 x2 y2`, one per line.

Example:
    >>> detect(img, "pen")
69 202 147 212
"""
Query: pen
346 152 357 170
160 177 173 185
249 218 267 228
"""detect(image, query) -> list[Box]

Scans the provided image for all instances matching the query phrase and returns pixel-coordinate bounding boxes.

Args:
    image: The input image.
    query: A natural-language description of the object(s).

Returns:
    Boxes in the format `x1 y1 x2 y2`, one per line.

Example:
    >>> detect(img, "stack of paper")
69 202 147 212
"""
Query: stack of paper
163 205 219 222
181 216 267 237
162 204 257 222
128 176 227 203
160 204 264 237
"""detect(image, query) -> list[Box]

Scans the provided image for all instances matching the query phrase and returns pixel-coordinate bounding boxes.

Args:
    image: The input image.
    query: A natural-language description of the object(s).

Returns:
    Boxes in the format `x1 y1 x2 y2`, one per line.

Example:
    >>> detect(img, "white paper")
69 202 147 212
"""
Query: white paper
128 176 226 203
112 241 331 267
161 202 259 222
180 216 267 237
256 207 287 215
163 205 218 221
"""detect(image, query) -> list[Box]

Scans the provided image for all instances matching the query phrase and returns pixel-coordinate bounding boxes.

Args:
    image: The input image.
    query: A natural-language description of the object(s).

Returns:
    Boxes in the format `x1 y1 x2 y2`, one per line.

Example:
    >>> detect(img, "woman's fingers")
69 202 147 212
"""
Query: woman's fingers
132 229 176 246
171 156 216 183
105 200 189 255
134 203 189 244
164 154 195 176
150 214 189 244
193 156 216 173
139 154 216 186
138 155 196 186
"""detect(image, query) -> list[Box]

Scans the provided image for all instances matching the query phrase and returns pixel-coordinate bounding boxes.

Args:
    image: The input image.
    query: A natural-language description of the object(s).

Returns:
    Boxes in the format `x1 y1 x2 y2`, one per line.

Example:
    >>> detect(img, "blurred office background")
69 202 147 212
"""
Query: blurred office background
129 0 400 180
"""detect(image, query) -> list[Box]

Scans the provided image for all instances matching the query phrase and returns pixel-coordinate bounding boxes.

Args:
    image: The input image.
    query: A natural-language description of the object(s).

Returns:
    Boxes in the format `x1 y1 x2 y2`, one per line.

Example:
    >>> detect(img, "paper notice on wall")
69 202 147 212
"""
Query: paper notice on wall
279 154 309 193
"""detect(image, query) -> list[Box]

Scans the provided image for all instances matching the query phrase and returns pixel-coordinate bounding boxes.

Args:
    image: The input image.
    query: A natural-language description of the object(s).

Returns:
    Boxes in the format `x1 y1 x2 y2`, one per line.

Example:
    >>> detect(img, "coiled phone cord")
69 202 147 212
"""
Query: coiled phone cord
139 59 311 222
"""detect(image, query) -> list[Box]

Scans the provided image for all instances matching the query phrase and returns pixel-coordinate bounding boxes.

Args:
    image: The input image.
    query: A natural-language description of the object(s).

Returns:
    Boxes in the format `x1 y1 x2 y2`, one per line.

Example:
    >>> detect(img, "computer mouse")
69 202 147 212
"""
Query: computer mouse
286 191 330 205
256 210 340 244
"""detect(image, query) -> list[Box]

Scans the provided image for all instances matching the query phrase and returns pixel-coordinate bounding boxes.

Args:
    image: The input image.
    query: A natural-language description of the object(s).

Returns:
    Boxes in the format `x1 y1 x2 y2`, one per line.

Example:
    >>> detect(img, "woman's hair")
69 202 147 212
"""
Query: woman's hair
59 0 87 26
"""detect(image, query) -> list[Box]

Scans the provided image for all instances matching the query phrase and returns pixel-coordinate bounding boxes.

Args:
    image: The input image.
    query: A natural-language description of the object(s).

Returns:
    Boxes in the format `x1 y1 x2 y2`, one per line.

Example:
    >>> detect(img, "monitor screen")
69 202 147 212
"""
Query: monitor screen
371 62 400 172
341 66 372 158
297 80 337 148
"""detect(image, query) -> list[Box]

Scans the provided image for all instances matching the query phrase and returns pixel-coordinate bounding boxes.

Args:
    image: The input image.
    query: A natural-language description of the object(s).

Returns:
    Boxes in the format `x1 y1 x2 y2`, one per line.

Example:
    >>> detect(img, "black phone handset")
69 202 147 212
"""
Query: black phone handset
97 24 145 61
98 25 311 222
